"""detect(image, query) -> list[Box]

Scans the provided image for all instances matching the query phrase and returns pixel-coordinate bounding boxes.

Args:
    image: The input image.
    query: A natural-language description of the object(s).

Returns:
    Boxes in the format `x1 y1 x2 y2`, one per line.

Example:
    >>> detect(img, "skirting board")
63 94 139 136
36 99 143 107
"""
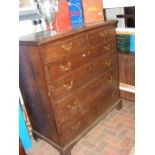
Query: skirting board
116 28 135 35
119 82 135 93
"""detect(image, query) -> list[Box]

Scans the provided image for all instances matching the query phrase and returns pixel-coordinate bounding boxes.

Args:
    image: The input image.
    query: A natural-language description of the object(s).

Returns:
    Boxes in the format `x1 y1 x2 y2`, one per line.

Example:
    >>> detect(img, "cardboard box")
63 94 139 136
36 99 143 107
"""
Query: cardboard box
82 0 104 24
69 0 84 29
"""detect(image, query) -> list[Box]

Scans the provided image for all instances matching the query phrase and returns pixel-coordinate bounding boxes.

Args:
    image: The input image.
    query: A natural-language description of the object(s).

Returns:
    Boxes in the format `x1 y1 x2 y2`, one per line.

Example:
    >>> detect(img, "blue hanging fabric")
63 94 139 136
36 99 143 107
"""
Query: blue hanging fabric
130 35 135 54
19 101 32 150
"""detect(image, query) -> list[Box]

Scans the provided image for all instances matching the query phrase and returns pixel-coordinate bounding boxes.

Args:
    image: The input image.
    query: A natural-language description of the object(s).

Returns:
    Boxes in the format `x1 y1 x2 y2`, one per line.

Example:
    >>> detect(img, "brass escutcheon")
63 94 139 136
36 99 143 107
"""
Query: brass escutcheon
104 44 110 51
61 42 72 51
63 80 73 90
60 62 72 71
72 121 80 130
105 60 112 66
100 31 107 37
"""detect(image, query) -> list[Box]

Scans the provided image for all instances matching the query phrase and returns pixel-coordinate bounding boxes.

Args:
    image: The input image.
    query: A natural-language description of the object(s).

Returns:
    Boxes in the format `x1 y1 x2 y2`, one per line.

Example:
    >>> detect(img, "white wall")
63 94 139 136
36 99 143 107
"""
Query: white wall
19 19 46 37
19 0 135 37
19 20 34 37
105 8 125 28
102 0 135 8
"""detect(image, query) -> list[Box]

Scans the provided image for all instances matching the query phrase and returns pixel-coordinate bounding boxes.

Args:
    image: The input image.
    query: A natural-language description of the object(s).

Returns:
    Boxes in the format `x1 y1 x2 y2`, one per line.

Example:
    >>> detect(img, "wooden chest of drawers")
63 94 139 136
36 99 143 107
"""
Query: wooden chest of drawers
19 20 122 155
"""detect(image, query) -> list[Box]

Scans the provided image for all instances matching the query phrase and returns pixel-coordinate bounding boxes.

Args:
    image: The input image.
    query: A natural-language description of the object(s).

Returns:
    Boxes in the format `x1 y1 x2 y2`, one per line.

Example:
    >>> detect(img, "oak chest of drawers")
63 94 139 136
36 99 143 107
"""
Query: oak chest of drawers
19 20 122 155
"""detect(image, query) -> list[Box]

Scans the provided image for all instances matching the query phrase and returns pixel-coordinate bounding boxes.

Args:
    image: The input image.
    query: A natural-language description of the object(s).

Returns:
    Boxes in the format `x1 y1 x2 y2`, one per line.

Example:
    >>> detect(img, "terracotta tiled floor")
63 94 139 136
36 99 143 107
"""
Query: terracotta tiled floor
26 99 135 155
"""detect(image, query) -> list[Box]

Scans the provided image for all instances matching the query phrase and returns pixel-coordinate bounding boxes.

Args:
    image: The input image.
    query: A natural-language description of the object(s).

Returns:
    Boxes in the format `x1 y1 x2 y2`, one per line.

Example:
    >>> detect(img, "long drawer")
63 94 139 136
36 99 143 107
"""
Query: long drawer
89 39 117 59
60 100 101 146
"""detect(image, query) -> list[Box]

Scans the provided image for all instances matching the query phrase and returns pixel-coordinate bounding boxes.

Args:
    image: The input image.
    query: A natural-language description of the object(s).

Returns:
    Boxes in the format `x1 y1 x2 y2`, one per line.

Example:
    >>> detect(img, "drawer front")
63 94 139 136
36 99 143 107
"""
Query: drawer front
46 47 90 81
42 34 88 63
95 66 119 116
53 95 81 125
82 102 101 129
89 39 117 59
107 67 120 105
75 72 109 111
88 26 116 46
90 51 117 76
60 115 85 146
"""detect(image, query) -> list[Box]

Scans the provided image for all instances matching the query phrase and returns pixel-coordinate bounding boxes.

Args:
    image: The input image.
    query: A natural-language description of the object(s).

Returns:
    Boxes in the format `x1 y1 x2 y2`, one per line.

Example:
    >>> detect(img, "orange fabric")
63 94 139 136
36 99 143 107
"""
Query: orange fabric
53 0 71 32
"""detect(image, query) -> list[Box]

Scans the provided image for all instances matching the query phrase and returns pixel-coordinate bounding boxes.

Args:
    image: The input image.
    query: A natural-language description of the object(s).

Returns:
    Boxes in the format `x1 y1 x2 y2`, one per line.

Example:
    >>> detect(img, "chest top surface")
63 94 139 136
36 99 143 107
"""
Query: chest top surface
19 20 117 46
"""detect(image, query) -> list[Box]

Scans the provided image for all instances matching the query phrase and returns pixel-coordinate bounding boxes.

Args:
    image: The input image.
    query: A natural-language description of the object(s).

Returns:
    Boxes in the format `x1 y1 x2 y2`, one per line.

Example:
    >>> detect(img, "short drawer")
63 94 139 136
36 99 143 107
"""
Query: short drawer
46 47 90 81
88 26 116 46
42 34 88 63
90 51 117 76
89 39 117 59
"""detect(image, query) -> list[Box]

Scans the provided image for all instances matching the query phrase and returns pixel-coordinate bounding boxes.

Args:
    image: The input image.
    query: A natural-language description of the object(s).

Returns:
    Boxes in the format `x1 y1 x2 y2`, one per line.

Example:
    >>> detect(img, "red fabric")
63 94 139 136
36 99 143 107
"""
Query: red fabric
53 0 71 32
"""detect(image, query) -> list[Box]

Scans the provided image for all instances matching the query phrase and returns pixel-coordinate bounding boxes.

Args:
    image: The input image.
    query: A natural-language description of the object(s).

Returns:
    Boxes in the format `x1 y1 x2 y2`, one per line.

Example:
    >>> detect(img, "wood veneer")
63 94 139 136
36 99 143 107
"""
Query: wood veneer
19 20 122 155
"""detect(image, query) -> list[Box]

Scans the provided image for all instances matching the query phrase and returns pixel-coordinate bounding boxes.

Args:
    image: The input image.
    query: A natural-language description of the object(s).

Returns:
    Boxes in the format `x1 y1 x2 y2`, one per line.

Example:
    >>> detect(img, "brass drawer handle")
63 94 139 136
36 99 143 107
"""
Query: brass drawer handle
67 104 76 110
99 31 107 37
61 42 72 51
60 62 72 71
104 44 110 51
72 121 81 130
105 60 111 66
63 80 73 90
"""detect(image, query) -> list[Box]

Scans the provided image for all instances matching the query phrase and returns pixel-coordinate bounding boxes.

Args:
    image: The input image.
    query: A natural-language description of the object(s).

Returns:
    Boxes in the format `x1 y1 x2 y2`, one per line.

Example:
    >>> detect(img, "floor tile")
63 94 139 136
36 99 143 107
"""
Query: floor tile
26 100 135 155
